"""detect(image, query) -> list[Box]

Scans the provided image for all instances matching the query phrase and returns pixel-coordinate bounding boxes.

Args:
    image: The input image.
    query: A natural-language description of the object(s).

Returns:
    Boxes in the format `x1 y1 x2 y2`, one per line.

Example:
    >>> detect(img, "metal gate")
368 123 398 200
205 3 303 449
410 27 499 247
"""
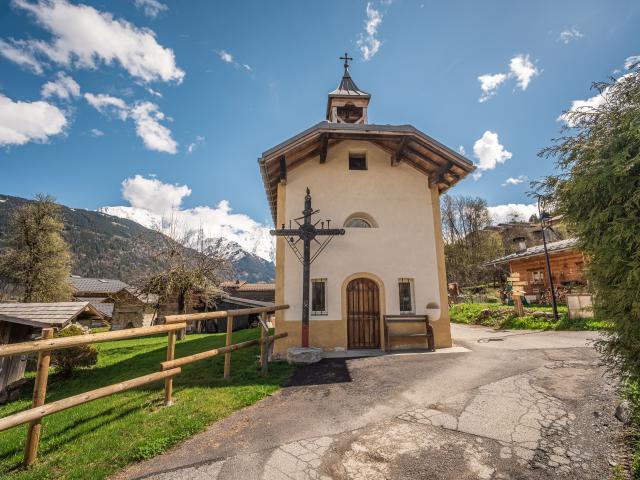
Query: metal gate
347 278 380 349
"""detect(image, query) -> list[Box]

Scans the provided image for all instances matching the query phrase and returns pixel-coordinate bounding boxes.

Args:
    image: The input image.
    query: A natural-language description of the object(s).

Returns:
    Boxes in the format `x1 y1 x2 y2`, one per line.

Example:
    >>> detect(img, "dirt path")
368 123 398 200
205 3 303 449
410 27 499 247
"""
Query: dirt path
114 325 626 480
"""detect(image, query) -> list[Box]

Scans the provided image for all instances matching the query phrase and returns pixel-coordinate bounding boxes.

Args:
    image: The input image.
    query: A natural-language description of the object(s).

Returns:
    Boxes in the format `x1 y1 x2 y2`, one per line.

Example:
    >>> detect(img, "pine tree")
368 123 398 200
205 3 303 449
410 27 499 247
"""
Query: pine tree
0 194 73 302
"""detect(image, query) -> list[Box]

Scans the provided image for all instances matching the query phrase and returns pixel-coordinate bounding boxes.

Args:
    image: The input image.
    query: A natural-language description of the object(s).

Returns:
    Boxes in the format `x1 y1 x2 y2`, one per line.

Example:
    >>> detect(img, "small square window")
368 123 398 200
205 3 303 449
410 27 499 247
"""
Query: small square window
312 278 327 315
399 278 414 314
349 153 367 170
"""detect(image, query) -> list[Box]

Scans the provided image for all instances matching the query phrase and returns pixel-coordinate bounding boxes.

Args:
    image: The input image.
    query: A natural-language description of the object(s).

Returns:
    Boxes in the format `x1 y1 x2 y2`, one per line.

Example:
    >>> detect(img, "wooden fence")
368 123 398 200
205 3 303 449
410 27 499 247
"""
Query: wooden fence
0 304 289 467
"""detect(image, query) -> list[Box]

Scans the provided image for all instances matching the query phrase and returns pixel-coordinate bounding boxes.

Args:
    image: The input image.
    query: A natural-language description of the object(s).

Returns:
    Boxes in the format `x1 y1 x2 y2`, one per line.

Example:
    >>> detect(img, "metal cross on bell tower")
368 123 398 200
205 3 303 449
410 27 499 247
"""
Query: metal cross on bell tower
340 52 353 70
270 188 345 347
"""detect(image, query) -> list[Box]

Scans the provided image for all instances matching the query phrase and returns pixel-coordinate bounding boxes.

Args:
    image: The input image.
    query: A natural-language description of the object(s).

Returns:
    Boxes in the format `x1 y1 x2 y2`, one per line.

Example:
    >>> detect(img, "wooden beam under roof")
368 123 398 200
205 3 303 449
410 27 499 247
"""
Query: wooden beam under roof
428 161 454 188
391 136 409 166
278 155 286 183
319 133 329 164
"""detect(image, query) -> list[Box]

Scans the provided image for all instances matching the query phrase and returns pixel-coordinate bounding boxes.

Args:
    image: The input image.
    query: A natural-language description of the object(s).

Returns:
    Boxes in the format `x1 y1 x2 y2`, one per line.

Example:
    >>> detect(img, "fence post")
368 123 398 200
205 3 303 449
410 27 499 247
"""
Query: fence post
23 328 53 467
223 313 234 379
164 330 176 406
260 313 268 375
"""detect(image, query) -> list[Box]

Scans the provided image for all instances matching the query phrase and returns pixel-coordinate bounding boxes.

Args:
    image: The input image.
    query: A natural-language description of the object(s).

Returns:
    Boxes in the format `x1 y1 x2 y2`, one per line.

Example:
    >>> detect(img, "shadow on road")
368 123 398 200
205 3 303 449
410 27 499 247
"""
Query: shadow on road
285 359 352 386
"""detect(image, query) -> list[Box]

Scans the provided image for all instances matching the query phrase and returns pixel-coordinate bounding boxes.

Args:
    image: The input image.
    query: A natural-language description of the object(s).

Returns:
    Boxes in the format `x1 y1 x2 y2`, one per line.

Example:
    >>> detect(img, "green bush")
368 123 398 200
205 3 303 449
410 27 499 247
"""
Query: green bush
51 324 98 377
538 68 640 381
449 303 605 331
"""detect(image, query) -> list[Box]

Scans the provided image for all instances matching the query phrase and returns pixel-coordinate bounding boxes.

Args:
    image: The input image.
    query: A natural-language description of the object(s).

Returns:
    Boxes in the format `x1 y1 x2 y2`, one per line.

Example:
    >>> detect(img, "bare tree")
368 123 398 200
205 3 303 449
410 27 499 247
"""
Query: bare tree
136 218 231 335
440 195 505 286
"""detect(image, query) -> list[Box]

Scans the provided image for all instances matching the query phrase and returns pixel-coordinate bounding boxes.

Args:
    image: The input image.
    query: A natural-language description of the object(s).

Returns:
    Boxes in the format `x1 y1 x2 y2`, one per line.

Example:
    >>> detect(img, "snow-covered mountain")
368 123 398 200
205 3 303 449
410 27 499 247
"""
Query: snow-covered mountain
99 205 275 262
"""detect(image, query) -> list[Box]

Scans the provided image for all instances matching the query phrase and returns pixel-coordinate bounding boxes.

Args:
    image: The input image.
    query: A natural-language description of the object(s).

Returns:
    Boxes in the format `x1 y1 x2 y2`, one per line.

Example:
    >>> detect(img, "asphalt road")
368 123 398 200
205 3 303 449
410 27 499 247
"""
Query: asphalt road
114 324 626 480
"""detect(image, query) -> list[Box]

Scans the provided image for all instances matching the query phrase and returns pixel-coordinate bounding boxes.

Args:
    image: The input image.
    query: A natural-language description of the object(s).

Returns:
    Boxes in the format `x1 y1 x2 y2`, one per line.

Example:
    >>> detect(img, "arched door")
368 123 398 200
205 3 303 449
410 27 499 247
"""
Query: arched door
347 278 381 349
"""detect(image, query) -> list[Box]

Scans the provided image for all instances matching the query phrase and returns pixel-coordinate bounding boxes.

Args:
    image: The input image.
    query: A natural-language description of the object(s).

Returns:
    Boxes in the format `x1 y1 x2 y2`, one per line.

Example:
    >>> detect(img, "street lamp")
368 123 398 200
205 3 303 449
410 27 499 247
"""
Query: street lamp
537 196 559 321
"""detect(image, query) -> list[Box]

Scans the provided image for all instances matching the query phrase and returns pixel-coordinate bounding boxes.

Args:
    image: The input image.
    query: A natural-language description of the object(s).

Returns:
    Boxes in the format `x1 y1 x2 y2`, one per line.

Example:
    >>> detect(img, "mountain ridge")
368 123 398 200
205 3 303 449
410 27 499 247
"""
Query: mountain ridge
0 194 275 284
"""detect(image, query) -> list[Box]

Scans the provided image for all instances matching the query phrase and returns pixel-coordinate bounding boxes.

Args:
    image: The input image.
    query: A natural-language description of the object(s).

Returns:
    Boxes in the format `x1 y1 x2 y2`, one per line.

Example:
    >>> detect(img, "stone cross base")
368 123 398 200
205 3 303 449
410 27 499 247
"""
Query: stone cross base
286 347 323 365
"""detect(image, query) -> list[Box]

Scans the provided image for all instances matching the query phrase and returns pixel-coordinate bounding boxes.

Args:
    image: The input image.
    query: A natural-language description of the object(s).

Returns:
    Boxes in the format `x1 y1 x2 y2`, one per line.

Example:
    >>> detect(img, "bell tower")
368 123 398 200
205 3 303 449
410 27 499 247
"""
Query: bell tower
326 53 371 124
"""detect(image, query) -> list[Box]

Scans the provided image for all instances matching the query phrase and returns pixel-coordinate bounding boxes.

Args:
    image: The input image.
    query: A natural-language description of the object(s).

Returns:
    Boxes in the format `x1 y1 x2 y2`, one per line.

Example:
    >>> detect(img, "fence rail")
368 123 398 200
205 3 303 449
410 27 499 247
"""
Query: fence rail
0 323 187 358
0 303 289 467
164 304 289 324
161 333 288 370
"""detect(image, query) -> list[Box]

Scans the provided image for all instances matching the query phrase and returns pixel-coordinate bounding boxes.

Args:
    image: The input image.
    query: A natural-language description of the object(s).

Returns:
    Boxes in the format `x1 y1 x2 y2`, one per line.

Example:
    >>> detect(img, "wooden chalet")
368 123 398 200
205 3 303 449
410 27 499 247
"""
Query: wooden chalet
486 238 586 300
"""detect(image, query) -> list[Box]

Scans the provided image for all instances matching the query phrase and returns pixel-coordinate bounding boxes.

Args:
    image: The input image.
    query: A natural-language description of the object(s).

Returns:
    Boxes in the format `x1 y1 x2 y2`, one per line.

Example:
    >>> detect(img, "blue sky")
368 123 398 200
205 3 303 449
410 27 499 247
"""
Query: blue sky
0 0 638 239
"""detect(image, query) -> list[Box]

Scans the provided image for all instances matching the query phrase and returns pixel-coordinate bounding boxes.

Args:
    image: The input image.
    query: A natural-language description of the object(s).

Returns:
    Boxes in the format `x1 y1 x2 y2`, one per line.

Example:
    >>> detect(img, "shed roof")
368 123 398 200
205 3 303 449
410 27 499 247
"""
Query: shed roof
92 303 114 318
486 238 580 266
221 295 275 309
0 302 105 329
69 276 130 294
74 297 115 319
220 281 275 292
258 121 475 223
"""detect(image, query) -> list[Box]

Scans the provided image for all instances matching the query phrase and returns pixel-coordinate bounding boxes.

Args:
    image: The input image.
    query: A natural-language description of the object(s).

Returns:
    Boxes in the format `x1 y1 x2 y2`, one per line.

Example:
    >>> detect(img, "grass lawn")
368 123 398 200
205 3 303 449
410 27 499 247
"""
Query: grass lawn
450 302 609 331
0 328 294 480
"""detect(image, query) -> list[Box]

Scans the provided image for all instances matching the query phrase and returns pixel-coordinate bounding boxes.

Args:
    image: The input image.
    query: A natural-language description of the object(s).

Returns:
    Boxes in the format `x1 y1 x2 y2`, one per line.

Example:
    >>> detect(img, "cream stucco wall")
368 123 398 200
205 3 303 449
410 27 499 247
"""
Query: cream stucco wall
275 139 452 353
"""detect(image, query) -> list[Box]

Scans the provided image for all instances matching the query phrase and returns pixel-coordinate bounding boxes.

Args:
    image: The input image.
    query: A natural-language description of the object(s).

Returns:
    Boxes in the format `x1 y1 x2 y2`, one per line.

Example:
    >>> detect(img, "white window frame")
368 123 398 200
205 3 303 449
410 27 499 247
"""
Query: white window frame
311 278 328 316
398 278 415 314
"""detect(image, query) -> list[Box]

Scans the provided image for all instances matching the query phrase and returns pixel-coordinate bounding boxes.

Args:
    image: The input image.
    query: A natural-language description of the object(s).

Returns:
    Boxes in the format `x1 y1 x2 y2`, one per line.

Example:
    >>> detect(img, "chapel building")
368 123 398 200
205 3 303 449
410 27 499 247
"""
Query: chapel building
259 57 475 355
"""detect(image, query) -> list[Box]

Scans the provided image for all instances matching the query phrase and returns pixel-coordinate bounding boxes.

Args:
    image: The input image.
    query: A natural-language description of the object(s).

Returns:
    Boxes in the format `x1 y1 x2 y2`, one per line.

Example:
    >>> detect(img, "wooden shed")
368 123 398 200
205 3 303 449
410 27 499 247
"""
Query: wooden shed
220 281 276 303
70 277 146 330
0 302 105 399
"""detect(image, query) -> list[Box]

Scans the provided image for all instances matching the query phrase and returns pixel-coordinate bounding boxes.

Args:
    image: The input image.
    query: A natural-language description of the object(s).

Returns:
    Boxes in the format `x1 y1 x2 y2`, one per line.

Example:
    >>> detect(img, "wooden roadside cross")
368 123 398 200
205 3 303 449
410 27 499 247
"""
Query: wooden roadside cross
507 273 527 317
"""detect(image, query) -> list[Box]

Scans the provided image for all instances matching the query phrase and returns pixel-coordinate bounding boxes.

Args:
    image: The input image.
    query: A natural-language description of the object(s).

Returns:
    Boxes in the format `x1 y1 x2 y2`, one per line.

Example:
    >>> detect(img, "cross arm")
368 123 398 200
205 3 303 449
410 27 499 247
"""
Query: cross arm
270 229 301 236
316 228 346 236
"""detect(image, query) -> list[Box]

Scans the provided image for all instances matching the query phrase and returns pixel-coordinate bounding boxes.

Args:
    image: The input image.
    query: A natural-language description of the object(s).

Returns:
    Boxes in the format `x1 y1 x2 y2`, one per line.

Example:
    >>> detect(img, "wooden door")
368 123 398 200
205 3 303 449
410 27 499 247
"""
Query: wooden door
347 278 380 349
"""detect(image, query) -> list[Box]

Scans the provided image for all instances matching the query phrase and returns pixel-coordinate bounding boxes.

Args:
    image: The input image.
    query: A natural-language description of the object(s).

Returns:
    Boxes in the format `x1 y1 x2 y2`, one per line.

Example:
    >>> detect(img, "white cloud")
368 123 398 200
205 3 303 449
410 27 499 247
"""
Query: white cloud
89 128 104 137
145 86 162 98
187 135 205 154
478 73 507 103
0 93 67 146
84 92 177 153
122 174 191 214
458 145 466 156
624 55 640 70
0 39 44 74
130 101 177 154
218 49 252 71
501 175 527 187
5 0 184 84
472 131 512 178
84 92 129 119
509 54 539 90
477 54 539 102
41 71 80 100
558 91 606 127
219 50 234 63
357 2 382 61
134 0 168 18
488 203 538 224
101 175 275 261
558 28 583 44
558 70 639 127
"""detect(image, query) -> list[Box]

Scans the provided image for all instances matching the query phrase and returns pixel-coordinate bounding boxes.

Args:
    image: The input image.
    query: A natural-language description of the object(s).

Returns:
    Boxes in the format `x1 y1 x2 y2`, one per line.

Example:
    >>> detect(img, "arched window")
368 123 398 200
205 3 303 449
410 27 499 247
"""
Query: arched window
345 218 372 228
344 212 378 228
